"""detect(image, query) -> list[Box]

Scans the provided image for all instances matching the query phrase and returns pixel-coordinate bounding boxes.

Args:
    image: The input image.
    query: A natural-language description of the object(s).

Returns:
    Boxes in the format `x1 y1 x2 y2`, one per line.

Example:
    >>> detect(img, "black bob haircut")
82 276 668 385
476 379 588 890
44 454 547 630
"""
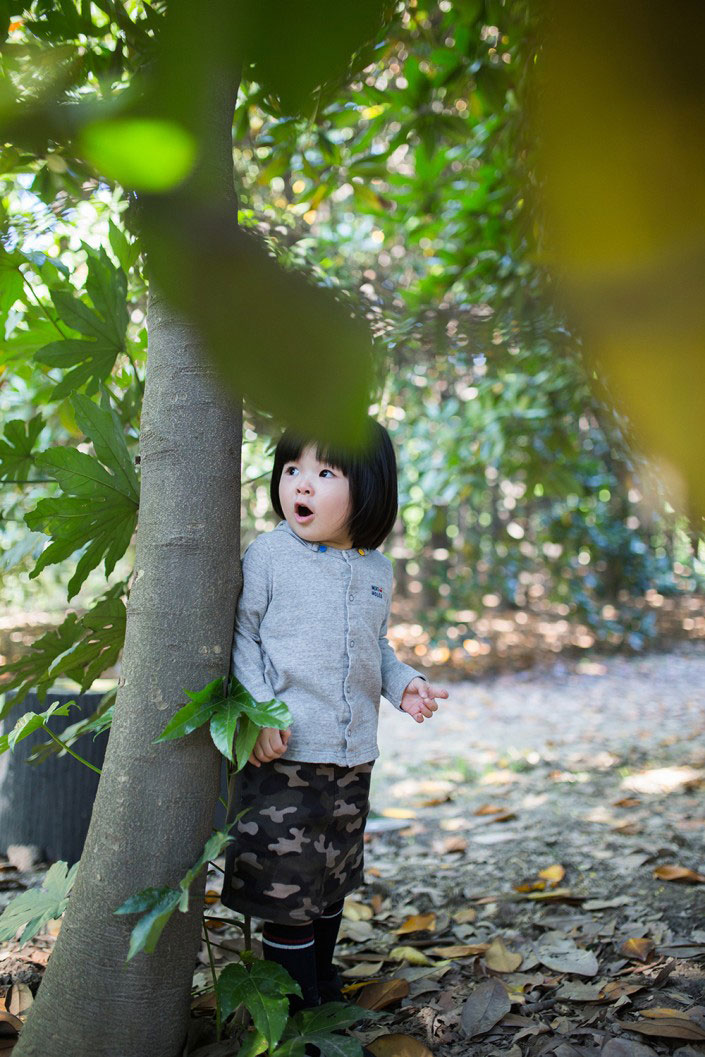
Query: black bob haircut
270 419 398 551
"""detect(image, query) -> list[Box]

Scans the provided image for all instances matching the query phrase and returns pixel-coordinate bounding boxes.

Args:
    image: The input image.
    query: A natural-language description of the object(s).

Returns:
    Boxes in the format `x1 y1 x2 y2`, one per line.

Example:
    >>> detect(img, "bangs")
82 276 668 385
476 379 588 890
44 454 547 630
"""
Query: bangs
275 433 354 477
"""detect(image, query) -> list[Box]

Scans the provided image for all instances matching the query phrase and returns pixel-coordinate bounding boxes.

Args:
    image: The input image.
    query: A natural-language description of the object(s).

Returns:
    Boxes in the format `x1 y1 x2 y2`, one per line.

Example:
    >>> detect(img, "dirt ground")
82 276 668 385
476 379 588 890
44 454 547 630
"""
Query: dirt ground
2 645 705 1055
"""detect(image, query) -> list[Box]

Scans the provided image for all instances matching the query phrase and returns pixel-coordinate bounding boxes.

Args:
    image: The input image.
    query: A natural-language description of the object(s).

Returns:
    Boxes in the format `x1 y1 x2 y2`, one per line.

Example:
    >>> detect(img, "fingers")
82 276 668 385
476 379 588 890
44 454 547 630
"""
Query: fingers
249 727 291 767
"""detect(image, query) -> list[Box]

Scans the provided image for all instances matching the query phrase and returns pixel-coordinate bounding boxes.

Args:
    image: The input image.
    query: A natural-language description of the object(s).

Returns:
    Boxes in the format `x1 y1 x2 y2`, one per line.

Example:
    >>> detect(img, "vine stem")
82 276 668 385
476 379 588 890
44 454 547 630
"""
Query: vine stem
20 271 67 339
125 348 145 394
43 726 103 775
202 921 223 1042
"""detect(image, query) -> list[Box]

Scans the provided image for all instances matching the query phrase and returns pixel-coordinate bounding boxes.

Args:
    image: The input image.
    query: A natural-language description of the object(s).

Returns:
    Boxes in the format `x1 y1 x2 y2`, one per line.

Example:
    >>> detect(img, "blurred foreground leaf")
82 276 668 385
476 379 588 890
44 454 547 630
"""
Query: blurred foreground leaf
534 0 705 521
142 202 375 448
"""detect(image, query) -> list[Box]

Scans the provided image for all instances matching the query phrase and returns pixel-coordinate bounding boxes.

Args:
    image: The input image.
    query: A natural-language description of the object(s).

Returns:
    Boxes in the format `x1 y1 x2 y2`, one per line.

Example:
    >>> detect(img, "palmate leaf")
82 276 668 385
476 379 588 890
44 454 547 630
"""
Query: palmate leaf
217 960 301 1051
0 861 79 947
25 393 138 599
277 1004 372 1057
35 245 128 397
0 699 78 754
0 414 44 482
114 829 234 961
0 587 126 713
155 674 291 771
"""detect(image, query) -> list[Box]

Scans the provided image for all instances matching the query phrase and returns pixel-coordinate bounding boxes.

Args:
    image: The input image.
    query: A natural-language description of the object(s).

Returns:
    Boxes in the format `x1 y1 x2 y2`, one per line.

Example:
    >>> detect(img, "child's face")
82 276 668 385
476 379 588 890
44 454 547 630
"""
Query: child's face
278 444 353 549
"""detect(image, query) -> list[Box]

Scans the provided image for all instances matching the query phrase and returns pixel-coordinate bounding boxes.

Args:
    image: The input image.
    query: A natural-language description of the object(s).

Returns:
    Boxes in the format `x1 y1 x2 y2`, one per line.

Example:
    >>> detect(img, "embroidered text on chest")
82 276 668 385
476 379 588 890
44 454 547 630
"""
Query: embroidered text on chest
371 585 384 599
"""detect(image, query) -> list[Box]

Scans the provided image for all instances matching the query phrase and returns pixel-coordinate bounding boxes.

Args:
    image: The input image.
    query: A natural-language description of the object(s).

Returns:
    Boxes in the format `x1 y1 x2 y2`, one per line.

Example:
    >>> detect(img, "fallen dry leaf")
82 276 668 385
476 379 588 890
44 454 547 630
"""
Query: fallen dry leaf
453 908 477 924
204 888 221 906
0 1012 23 1032
598 980 646 1002
429 944 489 958
621 938 655 962
341 961 384 979
356 978 410 1010
484 937 523 973
653 864 705 884
461 978 511 1037
5 984 33 1017
525 887 582 903
389 946 434 967
474 803 507 815
538 864 565 885
613 797 641 808
367 1033 433 1056
381 807 417 820
438 835 468 854
395 913 436 935
616 1014 705 1040
343 900 374 921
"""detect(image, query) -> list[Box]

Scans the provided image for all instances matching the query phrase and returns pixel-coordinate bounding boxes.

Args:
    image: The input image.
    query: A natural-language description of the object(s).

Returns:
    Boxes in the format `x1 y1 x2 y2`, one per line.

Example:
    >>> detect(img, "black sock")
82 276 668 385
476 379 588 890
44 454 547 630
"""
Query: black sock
262 921 319 1012
313 899 345 998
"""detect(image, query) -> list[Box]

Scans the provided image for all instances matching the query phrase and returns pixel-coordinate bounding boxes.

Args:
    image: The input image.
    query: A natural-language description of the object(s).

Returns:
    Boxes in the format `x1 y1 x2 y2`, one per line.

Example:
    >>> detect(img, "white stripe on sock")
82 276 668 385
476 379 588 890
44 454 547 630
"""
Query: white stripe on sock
262 937 315 951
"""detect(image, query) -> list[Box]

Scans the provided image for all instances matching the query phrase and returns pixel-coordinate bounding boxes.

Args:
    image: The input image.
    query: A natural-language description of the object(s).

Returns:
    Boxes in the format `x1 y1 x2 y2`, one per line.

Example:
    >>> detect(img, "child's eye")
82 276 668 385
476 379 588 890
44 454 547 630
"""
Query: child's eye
320 469 335 478
284 466 299 475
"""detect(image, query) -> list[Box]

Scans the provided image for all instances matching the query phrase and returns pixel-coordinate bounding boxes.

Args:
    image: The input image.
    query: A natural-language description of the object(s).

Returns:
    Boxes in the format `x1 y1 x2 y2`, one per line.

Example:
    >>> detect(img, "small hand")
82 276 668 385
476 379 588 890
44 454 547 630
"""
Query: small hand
248 726 291 767
400 677 448 723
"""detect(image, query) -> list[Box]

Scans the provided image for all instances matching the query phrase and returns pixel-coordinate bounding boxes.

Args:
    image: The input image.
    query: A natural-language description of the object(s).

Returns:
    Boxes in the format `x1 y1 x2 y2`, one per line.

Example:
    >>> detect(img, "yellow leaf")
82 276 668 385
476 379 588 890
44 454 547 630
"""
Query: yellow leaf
381 807 417 819
484 938 523 973
343 899 373 921
620 937 655 962
389 946 433 966
395 913 436 935
538 864 565 885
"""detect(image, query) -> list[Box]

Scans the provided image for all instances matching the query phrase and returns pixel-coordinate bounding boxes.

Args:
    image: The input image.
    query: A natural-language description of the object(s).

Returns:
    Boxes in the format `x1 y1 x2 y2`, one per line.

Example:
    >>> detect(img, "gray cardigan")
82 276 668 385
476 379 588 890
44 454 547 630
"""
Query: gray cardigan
230 520 424 765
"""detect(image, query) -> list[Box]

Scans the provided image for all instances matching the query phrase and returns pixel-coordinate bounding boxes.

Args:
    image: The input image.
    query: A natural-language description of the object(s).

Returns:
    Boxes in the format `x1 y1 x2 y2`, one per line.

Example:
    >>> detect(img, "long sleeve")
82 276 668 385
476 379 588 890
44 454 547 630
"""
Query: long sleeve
230 538 275 703
379 586 425 710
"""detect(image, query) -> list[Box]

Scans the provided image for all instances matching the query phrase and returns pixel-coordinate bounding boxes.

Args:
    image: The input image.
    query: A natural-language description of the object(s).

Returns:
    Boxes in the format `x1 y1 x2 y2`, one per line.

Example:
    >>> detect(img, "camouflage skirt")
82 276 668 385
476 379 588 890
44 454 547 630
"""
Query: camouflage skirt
220 758 374 925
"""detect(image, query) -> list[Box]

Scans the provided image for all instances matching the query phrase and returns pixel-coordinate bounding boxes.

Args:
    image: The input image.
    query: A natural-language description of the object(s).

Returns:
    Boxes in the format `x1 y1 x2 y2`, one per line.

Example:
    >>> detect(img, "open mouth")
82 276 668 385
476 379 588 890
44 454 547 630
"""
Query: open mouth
294 502 314 523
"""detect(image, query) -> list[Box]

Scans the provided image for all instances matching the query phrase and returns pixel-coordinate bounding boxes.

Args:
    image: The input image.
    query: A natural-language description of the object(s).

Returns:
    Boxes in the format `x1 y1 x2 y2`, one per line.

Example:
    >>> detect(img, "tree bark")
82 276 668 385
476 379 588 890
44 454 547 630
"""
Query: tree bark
15 55 243 1057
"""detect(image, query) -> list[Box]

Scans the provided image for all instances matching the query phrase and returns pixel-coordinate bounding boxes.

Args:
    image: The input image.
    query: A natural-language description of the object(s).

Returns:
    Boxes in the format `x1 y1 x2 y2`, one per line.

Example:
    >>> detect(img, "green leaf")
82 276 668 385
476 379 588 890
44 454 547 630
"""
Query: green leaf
25 395 138 598
217 960 301 1050
0 861 78 947
108 219 140 274
0 258 23 334
36 249 128 396
278 1002 371 1057
154 676 227 743
0 588 125 710
0 531 47 574
237 1030 269 1057
115 886 181 960
178 829 234 896
5 700 77 752
80 118 197 192
210 676 292 768
115 829 233 961
234 714 261 772
0 415 44 482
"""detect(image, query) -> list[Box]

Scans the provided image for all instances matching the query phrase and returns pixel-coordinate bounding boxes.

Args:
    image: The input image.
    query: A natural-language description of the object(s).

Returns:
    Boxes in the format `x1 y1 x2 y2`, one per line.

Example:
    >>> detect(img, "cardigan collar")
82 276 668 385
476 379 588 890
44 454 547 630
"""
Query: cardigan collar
275 519 368 558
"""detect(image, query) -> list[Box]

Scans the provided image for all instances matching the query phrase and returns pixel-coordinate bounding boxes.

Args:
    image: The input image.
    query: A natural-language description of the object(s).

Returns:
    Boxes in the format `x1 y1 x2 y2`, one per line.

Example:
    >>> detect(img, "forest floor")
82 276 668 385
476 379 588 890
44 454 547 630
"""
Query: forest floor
1 645 705 1056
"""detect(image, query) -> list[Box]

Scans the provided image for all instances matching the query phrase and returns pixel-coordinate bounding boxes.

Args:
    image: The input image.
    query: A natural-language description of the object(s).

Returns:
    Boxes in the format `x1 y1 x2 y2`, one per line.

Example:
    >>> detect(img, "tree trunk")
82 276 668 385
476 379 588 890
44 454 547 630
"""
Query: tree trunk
15 62 243 1057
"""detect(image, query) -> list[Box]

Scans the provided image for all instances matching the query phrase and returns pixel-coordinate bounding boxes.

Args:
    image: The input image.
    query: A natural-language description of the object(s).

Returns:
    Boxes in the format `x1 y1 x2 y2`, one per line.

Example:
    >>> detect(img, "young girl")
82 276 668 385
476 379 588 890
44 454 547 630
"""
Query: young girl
221 419 448 1014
